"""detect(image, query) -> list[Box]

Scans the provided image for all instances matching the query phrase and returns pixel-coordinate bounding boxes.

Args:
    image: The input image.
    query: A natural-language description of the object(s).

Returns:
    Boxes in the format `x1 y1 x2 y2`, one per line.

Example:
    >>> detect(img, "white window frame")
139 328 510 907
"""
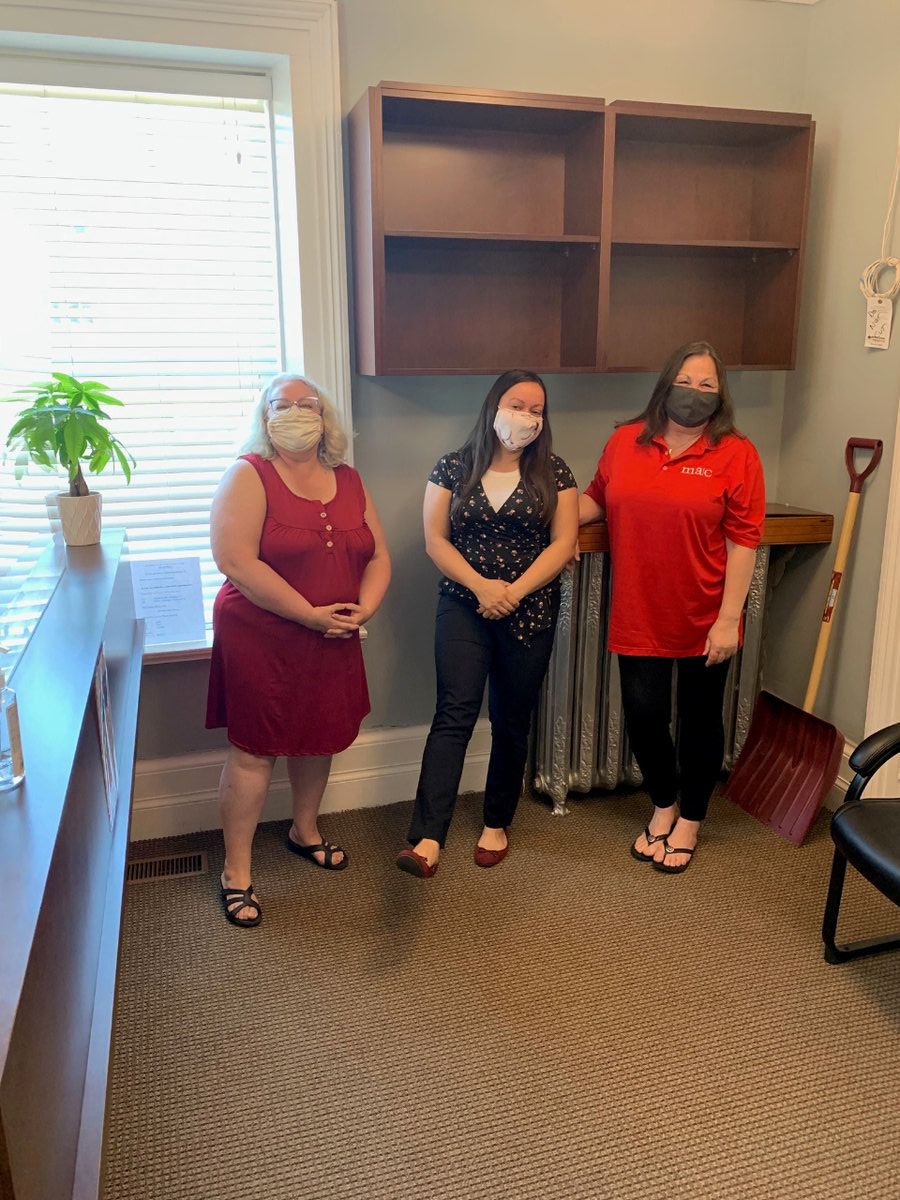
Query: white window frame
0 0 351 438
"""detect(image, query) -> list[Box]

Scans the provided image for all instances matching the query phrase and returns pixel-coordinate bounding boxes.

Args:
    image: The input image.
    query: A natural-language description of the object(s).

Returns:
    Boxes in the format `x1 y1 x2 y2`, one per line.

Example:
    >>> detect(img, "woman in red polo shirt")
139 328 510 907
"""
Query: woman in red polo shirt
579 341 765 874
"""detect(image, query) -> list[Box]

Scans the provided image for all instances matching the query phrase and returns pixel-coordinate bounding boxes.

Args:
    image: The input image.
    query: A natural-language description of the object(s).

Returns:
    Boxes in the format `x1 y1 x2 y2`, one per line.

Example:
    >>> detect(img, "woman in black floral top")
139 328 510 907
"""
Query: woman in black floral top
396 370 578 877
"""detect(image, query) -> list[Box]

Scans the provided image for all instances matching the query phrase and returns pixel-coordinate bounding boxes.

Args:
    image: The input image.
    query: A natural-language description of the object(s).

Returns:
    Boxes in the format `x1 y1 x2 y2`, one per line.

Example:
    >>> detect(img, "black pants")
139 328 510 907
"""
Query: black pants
617 653 731 823
408 593 558 847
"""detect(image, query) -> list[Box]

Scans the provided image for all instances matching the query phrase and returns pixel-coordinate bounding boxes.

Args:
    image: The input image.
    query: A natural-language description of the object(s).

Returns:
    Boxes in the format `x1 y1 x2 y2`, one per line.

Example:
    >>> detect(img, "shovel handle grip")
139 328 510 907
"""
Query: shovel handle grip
845 438 883 493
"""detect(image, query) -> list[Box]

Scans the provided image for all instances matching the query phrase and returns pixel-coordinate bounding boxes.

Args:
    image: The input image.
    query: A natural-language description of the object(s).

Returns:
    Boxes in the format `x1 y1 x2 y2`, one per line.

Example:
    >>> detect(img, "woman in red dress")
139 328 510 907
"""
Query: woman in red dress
207 374 390 927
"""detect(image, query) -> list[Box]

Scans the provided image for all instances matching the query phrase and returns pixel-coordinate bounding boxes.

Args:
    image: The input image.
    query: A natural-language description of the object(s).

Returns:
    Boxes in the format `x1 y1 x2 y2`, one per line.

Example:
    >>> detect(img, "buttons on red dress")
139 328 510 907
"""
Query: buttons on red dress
326 540 334 547
325 524 332 531
320 511 327 518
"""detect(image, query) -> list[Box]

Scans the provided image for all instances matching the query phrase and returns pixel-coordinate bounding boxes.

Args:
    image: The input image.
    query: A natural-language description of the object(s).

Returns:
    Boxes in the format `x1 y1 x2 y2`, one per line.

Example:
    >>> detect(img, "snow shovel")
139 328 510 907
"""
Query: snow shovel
724 437 883 845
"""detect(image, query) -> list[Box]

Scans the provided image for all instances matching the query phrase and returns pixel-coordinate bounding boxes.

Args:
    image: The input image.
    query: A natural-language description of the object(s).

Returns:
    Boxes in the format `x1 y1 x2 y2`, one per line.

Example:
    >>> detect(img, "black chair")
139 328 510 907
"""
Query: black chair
822 721 900 964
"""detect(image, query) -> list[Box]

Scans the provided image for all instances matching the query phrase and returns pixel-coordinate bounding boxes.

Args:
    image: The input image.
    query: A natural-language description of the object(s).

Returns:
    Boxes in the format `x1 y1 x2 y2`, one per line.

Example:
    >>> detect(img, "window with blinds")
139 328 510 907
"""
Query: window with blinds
0 76 285 652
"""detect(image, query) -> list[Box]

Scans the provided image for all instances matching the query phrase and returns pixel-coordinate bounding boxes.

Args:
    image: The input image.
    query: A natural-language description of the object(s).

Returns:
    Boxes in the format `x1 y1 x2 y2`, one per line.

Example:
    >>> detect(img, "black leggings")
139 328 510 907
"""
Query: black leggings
617 654 731 823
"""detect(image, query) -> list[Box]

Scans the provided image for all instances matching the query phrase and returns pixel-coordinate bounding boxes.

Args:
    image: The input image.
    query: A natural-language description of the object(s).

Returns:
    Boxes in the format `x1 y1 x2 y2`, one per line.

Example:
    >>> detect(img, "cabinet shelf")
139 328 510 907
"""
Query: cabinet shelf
608 101 814 248
350 84 814 375
383 237 599 374
610 238 799 253
606 241 800 372
386 229 602 245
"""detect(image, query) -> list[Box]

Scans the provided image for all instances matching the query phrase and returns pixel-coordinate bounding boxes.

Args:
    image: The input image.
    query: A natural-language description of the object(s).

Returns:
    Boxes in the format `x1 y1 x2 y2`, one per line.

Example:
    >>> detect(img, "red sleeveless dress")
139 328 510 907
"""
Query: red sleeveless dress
206 454 375 756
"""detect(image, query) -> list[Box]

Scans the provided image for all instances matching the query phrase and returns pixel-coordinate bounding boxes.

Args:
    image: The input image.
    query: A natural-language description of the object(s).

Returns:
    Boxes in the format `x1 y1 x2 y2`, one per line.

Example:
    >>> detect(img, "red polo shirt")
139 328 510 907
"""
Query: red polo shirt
585 423 765 657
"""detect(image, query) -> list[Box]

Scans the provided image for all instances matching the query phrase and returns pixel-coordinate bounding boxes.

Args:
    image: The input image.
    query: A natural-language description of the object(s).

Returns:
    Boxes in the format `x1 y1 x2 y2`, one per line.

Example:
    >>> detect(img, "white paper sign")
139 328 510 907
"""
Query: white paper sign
865 296 893 349
130 557 207 647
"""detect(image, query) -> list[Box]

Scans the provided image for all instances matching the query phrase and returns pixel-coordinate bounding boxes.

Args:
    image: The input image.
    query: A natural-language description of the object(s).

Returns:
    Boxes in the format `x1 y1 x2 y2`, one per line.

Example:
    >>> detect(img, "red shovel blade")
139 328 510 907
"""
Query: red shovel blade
724 690 845 845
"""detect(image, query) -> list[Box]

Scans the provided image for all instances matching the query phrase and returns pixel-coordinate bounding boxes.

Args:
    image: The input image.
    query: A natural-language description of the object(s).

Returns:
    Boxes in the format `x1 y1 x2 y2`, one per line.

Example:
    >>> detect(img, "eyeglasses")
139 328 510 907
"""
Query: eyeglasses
268 396 320 414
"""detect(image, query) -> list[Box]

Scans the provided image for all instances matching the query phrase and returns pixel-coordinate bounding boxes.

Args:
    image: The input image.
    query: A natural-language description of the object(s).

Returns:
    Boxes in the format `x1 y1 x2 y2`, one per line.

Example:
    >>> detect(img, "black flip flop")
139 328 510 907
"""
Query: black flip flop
652 843 697 874
630 821 676 863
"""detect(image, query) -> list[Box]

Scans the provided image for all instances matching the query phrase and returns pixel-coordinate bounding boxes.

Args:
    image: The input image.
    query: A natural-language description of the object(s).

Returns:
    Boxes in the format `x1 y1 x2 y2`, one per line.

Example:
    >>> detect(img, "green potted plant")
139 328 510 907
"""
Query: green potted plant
3 371 135 546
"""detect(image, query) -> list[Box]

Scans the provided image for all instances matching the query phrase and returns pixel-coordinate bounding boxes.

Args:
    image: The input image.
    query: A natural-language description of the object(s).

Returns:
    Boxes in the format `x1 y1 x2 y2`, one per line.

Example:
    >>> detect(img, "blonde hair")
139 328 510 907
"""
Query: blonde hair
240 373 348 467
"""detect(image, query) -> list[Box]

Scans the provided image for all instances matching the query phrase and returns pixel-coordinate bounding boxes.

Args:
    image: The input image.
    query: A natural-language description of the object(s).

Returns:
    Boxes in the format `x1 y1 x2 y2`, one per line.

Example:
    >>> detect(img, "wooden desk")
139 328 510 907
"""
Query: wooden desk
575 503 834 554
0 533 143 1200
532 504 834 812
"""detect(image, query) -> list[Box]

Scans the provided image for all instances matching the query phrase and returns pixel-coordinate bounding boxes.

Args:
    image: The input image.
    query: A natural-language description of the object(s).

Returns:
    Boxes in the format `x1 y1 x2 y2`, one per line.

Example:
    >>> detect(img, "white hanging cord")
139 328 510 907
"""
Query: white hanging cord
859 116 900 301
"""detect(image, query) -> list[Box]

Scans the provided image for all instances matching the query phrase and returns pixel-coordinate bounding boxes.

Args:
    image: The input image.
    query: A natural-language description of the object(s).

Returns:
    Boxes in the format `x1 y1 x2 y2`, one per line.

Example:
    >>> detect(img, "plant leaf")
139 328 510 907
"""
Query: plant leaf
63 415 87 466
90 446 111 474
51 372 79 393
28 446 57 471
112 441 133 483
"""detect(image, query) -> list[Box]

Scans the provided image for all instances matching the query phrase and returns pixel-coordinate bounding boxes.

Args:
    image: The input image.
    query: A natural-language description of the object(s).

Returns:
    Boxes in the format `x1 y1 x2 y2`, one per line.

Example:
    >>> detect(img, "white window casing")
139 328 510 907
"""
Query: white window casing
0 0 349 654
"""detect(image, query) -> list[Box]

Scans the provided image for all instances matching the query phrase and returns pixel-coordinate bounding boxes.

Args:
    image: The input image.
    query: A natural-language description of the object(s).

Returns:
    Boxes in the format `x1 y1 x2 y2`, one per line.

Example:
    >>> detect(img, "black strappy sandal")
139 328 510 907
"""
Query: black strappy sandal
286 836 349 870
220 882 262 928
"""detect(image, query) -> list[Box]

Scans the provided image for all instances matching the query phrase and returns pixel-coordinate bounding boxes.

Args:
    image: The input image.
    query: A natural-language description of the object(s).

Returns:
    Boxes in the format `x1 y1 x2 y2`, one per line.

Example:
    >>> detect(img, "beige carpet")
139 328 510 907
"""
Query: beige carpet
104 788 900 1200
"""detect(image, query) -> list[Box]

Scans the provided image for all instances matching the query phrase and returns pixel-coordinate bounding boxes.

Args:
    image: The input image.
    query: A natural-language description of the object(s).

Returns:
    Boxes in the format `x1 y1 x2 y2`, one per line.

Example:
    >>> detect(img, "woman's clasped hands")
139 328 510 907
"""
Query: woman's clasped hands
474 577 520 620
307 601 367 638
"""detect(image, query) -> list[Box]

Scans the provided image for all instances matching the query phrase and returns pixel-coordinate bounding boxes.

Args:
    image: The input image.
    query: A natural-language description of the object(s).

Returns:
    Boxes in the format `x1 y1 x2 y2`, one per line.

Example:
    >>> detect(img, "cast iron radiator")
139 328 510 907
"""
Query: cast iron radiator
531 547 770 814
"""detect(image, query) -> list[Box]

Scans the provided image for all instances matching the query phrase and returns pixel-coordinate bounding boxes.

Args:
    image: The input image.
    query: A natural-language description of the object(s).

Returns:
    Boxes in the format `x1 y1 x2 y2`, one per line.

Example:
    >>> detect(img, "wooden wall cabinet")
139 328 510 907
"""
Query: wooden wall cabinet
604 102 814 372
349 82 607 375
349 84 814 375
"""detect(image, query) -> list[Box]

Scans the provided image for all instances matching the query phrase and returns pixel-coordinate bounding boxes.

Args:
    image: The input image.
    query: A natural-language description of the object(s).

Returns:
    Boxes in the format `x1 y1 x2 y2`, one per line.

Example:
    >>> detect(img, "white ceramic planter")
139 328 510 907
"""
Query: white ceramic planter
57 492 102 546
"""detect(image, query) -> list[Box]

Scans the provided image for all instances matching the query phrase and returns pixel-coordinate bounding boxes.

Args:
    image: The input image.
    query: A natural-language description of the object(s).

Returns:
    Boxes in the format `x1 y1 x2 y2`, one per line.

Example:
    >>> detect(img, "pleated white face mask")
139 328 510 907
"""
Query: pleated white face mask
493 408 543 451
267 408 323 453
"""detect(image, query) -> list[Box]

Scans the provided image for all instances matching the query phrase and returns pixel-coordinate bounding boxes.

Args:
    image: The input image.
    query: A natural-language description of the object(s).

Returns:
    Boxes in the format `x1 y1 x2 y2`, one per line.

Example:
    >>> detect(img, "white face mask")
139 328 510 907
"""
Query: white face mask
267 408 323 454
493 408 543 451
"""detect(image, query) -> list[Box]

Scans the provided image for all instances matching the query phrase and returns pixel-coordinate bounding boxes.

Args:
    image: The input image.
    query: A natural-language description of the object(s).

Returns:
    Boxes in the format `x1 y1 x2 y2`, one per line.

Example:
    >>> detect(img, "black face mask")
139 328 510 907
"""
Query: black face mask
664 385 720 428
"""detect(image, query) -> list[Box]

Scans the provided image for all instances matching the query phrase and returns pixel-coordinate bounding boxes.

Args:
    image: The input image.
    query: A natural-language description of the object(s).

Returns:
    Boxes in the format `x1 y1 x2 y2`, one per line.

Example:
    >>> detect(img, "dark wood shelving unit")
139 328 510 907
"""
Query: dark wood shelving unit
349 84 814 375
350 81 606 375
602 100 814 372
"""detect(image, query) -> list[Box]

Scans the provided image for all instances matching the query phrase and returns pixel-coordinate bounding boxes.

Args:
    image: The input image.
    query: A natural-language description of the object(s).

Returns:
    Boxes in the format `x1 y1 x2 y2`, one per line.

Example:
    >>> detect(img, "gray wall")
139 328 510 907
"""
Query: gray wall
335 0 802 733
140 0 895 758
764 0 900 742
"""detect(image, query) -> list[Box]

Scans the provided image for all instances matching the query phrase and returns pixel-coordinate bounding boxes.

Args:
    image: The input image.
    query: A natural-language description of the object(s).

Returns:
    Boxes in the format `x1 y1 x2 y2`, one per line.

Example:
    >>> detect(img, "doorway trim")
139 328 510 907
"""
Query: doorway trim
864 400 900 795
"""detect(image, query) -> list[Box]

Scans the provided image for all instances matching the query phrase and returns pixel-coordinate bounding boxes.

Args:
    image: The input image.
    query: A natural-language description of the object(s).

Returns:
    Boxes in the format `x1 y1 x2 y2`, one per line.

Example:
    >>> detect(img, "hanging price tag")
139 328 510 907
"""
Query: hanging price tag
865 295 893 349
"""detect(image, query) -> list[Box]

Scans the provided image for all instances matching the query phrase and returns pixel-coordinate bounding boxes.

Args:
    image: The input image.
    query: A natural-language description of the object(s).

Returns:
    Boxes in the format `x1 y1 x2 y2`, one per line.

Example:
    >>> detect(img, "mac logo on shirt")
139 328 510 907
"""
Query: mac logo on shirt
681 466 713 478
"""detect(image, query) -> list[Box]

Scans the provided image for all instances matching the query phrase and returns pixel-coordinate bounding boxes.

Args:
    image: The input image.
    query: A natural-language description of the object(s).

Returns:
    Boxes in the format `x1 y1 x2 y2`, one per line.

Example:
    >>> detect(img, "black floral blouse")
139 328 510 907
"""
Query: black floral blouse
429 452 577 643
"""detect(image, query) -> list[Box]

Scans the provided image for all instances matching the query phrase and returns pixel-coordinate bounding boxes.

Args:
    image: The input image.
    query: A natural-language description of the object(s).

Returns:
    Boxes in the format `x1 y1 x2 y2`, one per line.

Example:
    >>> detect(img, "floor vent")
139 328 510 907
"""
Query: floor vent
126 851 207 884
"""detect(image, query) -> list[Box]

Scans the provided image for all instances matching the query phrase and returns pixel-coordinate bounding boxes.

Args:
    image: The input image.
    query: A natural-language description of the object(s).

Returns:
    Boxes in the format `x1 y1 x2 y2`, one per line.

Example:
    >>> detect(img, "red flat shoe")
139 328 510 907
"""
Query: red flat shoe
474 834 509 868
396 848 438 878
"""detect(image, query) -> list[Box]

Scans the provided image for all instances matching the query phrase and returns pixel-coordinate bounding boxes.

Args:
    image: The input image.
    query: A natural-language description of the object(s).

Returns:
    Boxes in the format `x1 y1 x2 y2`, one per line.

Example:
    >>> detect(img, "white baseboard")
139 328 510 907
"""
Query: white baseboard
826 738 856 811
131 723 859 843
131 719 491 842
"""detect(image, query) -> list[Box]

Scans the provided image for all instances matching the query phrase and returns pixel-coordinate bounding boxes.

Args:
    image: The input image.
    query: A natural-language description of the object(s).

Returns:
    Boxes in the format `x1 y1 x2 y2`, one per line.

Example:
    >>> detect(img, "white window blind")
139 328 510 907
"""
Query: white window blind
0 77 286 649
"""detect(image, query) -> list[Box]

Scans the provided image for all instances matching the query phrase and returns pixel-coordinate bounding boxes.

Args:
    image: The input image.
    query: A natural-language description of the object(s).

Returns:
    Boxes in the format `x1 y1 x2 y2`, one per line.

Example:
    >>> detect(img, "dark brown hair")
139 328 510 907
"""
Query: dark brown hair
450 370 558 528
624 341 742 446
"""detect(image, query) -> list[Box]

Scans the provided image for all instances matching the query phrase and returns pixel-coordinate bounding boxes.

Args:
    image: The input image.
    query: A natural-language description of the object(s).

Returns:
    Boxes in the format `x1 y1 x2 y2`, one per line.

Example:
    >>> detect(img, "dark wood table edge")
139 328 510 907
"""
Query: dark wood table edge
577 504 834 555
